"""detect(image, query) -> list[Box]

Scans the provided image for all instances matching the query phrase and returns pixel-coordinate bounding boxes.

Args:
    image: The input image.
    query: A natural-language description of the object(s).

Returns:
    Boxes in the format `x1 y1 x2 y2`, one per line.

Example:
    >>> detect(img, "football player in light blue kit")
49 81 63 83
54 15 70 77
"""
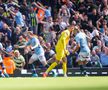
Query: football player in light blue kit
17 31 56 77
73 26 91 76
0 42 9 77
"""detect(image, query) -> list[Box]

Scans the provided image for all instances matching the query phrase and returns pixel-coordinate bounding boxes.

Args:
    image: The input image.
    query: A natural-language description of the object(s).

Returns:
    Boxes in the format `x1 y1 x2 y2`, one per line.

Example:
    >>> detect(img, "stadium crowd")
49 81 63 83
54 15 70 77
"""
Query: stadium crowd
0 0 108 77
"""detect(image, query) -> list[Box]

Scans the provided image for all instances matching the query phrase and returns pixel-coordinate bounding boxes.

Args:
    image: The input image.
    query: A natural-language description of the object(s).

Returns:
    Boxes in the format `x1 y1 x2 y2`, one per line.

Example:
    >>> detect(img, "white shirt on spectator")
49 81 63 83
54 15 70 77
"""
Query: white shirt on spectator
92 29 99 37
59 21 67 30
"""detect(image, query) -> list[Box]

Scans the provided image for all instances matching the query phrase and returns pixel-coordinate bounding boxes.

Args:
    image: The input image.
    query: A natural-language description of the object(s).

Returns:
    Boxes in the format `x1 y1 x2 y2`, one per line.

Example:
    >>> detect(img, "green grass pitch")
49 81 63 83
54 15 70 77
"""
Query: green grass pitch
0 77 108 90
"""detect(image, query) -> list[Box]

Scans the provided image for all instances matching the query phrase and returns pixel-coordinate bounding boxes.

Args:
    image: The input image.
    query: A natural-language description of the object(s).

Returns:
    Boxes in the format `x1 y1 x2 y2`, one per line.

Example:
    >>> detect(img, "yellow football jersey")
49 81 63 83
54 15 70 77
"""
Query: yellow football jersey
56 29 70 50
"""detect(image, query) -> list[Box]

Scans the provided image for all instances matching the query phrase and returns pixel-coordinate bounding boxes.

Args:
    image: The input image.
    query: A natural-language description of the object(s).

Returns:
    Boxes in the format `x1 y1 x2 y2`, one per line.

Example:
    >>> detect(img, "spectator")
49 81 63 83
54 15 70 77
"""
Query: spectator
13 50 25 70
58 5 70 26
91 27 99 38
3 54 16 75
88 6 100 27
103 31 108 46
28 7 38 34
93 40 102 51
100 46 108 67
39 16 54 42
58 16 67 31
9 5 24 27
86 20 94 33
97 17 107 34
0 23 12 40
45 42 55 64
0 41 9 77
14 35 27 55
11 26 22 45
34 2 51 19
71 11 81 25
90 50 102 68
5 40 13 53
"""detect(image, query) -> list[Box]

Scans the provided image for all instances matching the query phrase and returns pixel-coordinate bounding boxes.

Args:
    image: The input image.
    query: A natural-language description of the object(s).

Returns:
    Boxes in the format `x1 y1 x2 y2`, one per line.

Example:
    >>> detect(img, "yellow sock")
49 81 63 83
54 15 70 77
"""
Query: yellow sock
62 62 67 75
46 62 58 74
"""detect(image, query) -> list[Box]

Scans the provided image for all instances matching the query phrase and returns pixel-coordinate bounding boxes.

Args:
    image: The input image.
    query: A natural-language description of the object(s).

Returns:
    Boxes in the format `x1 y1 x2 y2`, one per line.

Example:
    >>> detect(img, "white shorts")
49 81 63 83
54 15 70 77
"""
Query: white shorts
0 55 3 63
30 53 46 63
77 52 91 62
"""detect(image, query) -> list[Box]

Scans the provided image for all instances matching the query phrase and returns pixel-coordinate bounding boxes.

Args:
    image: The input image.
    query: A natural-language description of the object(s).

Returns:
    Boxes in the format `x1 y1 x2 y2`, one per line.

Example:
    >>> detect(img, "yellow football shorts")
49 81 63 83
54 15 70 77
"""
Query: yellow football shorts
55 47 65 61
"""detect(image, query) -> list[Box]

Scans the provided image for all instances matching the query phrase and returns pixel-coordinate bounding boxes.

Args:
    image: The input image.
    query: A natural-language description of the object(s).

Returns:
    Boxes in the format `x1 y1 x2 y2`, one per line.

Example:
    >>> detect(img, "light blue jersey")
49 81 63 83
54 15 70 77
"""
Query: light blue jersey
75 32 90 53
26 37 44 55
15 11 24 27
45 9 51 18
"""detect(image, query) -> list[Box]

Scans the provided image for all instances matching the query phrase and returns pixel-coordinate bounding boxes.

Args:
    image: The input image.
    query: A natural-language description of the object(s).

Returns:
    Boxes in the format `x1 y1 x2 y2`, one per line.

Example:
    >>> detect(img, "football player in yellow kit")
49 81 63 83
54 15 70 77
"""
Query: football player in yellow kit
43 25 75 77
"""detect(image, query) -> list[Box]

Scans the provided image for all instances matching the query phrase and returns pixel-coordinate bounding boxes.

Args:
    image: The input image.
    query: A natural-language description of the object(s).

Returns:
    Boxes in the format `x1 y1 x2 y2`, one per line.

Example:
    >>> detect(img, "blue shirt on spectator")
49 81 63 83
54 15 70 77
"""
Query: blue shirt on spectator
45 9 51 18
0 21 3 30
100 53 108 66
15 11 24 27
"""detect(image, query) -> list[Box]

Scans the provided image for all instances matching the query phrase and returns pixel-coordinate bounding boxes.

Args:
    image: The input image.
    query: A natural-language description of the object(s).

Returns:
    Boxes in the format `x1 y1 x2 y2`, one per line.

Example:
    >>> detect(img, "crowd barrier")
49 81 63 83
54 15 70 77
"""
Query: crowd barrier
9 67 108 77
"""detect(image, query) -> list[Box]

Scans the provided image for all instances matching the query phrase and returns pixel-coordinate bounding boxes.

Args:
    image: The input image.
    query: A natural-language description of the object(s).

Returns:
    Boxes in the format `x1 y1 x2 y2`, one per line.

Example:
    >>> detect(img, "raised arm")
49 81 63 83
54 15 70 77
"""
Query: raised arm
32 2 46 11
8 9 16 16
